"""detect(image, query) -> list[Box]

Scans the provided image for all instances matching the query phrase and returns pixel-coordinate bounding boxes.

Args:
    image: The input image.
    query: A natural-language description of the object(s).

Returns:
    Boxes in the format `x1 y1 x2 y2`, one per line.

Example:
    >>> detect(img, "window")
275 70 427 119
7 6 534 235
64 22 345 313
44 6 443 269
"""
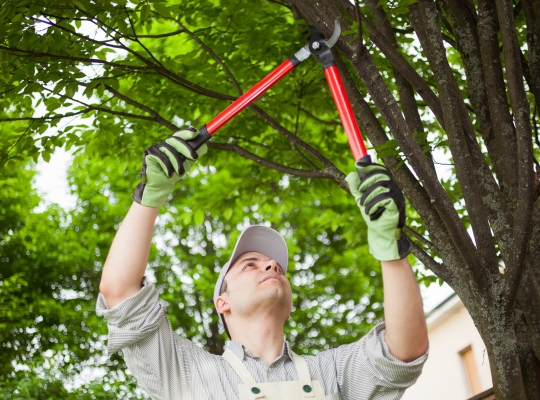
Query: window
460 346 482 397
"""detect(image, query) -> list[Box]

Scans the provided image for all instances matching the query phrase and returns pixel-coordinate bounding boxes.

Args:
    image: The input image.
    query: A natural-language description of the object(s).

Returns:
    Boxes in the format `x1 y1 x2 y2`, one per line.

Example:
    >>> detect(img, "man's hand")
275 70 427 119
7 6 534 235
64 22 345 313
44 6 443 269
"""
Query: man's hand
345 156 411 261
133 128 208 208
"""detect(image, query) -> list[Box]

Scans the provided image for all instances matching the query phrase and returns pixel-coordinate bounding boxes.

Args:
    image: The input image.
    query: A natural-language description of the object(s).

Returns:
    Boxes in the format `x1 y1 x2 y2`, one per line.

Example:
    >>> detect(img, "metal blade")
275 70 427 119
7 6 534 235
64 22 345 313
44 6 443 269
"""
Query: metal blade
325 20 341 48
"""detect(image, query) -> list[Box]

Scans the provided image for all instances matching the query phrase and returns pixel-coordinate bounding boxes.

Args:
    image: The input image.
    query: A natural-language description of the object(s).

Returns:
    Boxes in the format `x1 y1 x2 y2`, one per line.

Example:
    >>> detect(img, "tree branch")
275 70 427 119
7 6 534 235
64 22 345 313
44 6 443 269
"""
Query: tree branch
207 142 333 179
34 14 125 49
439 1 516 265
246 102 350 192
415 0 497 280
0 122 34 166
160 13 243 96
408 239 459 290
229 136 293 151
0 109 90 122
308 0 482 281
364 0 436 173
332 0 447 131
124 8 167 70
0 45 150 71
103 85 179 131
299 107 341 126
441 33 458 48
330 43 471 292
521 0 540 104
477 0 519 209
404 225 437 253
78 11 237 101
495 0 536 305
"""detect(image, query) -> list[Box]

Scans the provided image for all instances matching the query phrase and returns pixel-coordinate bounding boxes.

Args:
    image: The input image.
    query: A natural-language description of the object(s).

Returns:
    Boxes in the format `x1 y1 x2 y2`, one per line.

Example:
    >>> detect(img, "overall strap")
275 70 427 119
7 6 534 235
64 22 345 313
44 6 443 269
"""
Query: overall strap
222 348 265 399
290 351 316 398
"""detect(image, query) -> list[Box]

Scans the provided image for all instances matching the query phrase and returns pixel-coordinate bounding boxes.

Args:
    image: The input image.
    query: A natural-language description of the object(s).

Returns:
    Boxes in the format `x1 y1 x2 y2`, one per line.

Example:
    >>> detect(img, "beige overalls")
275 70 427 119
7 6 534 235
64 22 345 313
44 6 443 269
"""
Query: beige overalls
223 348 327 400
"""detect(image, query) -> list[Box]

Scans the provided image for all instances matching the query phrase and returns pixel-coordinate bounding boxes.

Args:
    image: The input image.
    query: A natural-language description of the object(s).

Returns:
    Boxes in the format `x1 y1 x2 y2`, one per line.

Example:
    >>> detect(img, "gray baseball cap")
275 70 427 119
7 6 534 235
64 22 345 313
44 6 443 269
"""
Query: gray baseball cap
213 225 289 336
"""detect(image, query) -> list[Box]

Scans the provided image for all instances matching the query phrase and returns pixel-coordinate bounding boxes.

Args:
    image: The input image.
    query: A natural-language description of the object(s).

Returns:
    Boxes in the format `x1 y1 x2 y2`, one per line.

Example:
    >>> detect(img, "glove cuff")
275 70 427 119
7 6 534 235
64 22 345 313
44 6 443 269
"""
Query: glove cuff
369 230 412 261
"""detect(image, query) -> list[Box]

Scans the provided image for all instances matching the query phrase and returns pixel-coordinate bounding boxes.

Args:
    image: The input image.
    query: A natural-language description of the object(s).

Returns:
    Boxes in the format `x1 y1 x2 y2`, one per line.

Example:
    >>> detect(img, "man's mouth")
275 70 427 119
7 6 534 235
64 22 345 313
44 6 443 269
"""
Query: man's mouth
261 274 281 283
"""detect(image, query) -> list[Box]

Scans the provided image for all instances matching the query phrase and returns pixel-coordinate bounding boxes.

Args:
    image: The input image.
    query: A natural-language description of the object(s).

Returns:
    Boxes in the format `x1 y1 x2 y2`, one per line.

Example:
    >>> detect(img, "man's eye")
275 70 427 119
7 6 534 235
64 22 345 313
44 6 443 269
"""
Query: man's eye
245 263 255 269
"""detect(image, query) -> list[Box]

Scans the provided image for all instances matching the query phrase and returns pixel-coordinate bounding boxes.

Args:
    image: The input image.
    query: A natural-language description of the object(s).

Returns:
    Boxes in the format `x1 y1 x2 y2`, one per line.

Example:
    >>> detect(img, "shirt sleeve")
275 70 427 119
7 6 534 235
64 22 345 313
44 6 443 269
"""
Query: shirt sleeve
95 277 200 400
336 322 428 399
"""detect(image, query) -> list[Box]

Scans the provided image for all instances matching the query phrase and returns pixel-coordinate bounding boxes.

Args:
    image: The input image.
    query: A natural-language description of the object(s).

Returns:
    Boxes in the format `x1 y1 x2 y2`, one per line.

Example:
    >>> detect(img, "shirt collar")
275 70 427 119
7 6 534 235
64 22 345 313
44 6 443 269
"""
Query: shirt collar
226 340 294 364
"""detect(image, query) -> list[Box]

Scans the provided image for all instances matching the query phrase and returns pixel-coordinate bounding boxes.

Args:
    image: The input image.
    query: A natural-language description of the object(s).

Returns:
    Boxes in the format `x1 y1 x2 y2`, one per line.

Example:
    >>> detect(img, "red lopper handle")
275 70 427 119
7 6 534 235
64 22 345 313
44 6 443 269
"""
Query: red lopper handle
324 65 367 161
206 60 296 135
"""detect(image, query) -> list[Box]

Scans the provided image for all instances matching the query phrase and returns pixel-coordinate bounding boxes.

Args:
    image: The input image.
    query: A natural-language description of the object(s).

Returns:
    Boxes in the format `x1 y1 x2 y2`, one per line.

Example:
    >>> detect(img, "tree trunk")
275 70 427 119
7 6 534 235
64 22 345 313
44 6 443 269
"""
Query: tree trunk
478 307 527 399
515 302 540 400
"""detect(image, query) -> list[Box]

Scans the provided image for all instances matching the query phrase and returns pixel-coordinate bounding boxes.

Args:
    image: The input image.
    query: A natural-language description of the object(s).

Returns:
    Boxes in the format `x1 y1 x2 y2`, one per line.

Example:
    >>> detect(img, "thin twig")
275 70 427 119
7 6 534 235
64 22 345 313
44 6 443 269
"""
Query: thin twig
208 142 329 179
292 101 319 169
299 107 341 126
154 12 243 96
403 225 437 253
393 27 414 34
124 7 166 70
0 110 90 122
441 33 458 49
0 45 150 71
103 85 180 131
267 0 291 7
229 136 293 151
355 0 363 57
0 122 35 166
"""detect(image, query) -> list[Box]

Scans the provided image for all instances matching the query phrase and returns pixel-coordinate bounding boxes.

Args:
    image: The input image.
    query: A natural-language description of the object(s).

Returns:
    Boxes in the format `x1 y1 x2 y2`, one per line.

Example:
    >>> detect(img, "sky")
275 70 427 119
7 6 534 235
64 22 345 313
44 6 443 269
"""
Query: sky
33 146 455 313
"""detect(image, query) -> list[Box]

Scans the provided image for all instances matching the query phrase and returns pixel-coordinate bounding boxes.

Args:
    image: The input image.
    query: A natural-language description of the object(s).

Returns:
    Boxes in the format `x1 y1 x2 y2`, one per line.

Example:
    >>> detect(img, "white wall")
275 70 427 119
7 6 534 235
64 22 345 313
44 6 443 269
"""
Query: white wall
401 296 493 400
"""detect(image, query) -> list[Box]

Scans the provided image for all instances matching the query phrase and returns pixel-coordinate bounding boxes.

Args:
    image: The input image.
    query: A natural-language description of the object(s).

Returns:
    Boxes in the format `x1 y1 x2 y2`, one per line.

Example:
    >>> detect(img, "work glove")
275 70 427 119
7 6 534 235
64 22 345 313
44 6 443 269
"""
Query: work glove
345 156 411 261
133 128 207 208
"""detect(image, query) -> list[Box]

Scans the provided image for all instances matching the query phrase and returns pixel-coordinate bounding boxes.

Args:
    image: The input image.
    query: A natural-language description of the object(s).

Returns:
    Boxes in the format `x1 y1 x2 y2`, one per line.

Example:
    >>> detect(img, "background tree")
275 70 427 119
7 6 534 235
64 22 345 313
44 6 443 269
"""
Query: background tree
0 155 383 397
1 0 540 398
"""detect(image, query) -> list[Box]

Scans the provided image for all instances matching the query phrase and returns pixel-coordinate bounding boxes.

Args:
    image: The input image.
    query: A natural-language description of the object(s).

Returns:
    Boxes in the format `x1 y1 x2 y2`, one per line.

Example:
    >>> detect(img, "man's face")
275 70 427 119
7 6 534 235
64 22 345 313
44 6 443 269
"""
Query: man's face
218 251 293 323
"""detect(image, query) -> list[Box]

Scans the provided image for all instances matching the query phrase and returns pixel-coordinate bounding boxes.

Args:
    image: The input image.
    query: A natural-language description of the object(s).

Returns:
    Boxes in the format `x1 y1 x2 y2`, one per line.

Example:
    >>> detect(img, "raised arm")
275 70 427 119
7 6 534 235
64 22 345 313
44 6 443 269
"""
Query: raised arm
99 128 207 309
381 257 427 361
346 157 428 362
99 203 159 308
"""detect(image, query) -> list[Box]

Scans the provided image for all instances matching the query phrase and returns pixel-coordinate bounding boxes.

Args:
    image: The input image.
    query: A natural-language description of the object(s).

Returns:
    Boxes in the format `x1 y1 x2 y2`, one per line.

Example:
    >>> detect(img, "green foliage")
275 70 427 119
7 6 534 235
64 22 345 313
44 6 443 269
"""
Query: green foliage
0 153 385 395
0 0 441 396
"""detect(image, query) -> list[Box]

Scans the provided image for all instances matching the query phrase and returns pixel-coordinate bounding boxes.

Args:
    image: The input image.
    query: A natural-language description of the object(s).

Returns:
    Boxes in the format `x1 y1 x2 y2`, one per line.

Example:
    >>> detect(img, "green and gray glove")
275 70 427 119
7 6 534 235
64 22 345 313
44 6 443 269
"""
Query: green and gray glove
345 155 411 261
133 128 208 208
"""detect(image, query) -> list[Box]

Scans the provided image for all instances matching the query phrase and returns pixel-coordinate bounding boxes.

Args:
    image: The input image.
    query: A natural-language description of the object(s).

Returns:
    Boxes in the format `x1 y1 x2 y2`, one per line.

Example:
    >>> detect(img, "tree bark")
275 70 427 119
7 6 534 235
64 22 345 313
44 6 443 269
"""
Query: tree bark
515 302 540 400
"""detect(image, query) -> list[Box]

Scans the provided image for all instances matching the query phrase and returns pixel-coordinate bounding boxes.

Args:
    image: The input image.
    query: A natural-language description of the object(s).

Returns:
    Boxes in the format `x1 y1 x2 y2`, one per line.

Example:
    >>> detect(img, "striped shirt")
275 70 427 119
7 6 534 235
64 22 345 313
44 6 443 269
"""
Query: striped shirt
96 278 427 400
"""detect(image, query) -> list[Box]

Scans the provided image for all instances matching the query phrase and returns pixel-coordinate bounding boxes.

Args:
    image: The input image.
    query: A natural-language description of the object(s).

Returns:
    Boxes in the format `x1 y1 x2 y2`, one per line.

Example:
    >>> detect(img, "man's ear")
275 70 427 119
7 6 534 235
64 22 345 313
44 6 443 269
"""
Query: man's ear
215 295 230 315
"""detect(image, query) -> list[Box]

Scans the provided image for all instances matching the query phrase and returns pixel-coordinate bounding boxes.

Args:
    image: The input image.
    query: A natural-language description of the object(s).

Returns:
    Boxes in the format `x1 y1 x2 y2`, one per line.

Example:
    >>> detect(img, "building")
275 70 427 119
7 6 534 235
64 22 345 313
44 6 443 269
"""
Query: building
401 293 494 400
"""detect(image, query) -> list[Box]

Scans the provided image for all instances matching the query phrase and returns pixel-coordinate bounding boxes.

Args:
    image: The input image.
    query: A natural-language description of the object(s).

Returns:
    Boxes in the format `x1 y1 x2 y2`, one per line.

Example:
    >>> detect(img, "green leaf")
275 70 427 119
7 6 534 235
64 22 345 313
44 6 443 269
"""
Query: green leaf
224 208 233 220
194 210 205 225
183 213 192 225
153 4 171 17
71 0 87 11
377 148 400 159
118 161 128 174
396 158 406 171
375 139 399 151
42 151 51 163
141 4 151 21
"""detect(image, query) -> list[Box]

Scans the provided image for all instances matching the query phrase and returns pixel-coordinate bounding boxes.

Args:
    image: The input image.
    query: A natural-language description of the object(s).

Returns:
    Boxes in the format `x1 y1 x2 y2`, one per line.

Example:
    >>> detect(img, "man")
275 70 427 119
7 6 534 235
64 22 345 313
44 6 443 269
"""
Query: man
97 128 428 400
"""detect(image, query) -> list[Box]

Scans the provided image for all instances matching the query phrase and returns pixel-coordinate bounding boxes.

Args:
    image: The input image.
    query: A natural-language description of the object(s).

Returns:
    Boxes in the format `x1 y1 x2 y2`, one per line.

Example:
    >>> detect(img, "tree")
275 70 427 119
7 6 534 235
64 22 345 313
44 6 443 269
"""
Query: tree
1 147 383 393
1 0 539 398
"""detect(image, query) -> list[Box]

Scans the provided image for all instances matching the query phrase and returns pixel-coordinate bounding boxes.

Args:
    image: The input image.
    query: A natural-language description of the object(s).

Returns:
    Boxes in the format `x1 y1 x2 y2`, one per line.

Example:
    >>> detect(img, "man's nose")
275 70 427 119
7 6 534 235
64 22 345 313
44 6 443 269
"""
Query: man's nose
265 261 279 273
